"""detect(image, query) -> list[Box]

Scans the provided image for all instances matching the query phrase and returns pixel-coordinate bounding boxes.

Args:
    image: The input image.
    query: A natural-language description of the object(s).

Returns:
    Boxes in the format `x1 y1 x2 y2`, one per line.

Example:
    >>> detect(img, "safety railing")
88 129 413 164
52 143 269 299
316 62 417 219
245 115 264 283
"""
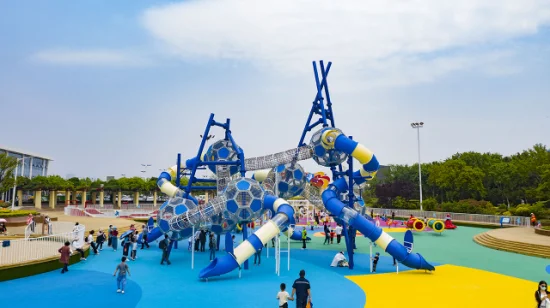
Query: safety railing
0 226 85 267
366 208 532 227
85 204 157 211
64 206 156 218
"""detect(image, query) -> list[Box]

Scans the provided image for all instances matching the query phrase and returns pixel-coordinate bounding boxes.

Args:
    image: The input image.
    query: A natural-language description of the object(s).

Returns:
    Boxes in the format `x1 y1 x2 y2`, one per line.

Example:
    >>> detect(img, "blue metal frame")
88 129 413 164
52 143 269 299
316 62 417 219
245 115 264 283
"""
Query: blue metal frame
297 60 335 147
175 113 247 198
296 60 360 269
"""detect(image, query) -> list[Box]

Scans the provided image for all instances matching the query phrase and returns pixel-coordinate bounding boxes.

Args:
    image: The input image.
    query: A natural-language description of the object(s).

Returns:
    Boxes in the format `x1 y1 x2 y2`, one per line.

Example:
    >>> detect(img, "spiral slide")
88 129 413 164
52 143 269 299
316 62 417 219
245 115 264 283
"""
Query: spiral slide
321 131 435 271
199 194 295 278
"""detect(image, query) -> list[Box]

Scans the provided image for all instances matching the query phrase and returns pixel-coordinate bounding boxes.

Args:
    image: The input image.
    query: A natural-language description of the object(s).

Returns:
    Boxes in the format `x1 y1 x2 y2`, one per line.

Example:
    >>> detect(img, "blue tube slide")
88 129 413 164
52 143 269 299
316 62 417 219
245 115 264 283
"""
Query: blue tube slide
199 195 295 279
322 182 434 271
137 226 163 244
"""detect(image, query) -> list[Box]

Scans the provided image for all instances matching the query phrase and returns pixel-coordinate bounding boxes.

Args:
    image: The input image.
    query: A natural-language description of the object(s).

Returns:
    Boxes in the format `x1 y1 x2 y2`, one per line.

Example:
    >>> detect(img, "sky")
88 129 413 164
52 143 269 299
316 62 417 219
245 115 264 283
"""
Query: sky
0 0 549 180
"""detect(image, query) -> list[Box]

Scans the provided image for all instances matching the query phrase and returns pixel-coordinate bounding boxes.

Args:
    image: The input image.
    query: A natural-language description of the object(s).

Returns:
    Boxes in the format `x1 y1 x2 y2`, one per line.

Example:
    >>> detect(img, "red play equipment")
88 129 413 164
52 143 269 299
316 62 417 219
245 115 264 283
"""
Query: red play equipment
445 219 457 229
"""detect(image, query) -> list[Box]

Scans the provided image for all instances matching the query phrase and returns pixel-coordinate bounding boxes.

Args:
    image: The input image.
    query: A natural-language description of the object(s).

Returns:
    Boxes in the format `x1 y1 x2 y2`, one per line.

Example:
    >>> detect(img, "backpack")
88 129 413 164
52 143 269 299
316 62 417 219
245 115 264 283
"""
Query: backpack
159 239 167 250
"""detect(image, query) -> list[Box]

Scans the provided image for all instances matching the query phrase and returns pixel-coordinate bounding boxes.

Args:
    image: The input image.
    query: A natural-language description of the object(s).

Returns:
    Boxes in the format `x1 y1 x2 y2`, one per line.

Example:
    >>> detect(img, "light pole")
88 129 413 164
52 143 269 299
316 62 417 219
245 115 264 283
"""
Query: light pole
411 122 424 211
11 158 23 211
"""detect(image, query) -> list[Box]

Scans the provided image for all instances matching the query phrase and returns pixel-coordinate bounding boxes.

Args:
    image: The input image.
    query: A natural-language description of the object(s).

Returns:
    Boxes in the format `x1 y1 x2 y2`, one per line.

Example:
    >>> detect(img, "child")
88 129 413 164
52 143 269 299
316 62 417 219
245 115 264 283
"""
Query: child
372 252 380 272
58 241 72 274
330 228 335 244
113 256 131 294
277 283 293 308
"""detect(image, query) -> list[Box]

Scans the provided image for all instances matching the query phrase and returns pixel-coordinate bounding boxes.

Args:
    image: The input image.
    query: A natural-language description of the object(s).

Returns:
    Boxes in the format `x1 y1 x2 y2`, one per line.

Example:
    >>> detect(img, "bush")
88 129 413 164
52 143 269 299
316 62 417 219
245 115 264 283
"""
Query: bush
0 200 9 208
510 202 549 219
0 209 39 217
422 198 438 211
436 199 497 215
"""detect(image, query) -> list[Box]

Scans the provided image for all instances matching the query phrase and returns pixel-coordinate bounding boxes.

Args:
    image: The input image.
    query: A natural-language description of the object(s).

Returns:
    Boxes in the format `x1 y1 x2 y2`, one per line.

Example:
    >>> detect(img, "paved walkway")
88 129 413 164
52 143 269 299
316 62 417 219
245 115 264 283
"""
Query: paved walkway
6 210 137 236
487 227 550 246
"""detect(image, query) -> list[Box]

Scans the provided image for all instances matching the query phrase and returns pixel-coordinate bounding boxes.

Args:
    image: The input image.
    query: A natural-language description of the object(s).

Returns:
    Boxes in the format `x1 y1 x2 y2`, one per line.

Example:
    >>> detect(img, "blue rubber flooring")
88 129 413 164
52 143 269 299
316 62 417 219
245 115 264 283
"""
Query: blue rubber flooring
0 240 417 308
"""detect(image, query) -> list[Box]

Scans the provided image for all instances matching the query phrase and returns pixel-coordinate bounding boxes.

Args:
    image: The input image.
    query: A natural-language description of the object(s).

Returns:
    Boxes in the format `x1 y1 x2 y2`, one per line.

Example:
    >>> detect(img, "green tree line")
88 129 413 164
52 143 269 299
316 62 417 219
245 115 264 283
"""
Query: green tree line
363 144 550 218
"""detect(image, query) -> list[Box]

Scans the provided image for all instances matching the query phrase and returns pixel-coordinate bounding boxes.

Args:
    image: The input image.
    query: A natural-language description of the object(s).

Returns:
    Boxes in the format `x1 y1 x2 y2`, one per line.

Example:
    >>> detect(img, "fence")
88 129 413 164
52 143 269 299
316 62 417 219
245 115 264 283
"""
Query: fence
85 204 157 211
64 206 157 218
0 225 85 266
366 207 532 227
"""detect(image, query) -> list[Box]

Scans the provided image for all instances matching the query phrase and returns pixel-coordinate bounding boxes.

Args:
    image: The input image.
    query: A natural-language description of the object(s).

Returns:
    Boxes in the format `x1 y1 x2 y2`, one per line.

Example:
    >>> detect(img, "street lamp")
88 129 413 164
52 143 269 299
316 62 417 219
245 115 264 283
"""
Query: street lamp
11 157 24 211
410 122 424 211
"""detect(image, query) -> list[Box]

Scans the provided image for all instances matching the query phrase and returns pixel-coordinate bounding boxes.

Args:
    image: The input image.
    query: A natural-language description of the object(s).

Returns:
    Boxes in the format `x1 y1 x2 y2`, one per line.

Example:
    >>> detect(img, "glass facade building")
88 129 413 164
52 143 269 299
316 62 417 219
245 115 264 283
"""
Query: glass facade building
0 147 52 202
0 147 51 179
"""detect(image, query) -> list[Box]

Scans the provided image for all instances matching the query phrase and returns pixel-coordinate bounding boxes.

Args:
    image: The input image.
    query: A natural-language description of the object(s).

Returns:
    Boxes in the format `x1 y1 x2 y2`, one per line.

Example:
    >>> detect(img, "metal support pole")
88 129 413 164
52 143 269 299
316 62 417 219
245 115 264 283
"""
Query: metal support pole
417 127 423 211
191 225 195 269
243 224 249 270
288 226 292 271
11 158 21 211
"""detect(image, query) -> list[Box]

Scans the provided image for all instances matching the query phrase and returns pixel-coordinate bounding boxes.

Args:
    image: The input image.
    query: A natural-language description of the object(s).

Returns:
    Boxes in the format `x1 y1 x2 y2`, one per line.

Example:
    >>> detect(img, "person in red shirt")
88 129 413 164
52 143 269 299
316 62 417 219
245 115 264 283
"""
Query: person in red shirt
330 229 335 244
58 241 72 274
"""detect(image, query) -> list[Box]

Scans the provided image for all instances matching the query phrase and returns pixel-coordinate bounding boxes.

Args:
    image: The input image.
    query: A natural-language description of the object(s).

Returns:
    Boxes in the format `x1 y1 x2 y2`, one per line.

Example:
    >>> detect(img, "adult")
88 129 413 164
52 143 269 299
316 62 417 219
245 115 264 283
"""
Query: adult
44 215 52 235
291 269 311 308
193 229 201 252
27 214 35 233
141 225 150 249
58 241 72 274
323 223 330 245
370 209 374 219
199 230 207 252
111 227 119 251
330 251 349 267
335 224 343 244
107 225 113 247
391 211 395 221
348 225 356 250
254 246 262 265
160 235 171 265
301 227 307 250
96 230 106 251
208 233 217 261
535 280 549 308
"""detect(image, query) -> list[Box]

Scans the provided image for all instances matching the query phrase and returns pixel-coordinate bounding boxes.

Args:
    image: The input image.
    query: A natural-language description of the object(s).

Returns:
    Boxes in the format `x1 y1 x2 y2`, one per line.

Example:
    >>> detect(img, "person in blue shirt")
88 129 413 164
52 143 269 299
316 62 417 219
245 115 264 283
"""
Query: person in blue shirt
291 269 311 308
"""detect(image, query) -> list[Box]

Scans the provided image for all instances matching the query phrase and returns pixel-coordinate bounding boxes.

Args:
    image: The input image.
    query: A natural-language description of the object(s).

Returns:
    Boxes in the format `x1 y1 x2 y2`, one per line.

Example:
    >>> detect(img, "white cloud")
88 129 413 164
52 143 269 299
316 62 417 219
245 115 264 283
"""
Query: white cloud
141 0 550 86
31 49 152 66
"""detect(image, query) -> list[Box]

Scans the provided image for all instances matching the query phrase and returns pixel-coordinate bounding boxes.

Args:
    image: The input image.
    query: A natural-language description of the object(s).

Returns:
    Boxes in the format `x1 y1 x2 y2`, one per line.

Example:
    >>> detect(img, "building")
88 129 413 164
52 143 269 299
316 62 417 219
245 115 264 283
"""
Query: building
0 146 53 202
0 146 52 178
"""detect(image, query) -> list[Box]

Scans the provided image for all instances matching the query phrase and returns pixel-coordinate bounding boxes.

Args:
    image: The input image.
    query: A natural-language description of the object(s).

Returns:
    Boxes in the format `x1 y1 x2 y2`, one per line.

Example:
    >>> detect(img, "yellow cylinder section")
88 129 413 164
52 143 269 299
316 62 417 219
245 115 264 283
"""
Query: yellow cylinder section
428 219 445 233
413 219 425 232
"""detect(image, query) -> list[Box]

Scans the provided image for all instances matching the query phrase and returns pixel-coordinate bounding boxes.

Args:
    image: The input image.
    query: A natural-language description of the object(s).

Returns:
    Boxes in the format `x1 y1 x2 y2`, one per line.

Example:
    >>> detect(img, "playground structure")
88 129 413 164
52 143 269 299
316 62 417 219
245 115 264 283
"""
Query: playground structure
139 60 435 279
404 215 457 233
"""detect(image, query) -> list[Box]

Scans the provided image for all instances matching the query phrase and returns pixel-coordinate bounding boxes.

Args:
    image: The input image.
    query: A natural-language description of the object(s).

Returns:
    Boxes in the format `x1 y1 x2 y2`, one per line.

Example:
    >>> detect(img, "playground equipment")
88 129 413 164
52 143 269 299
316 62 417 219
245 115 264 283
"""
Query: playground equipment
406 217 446 233
140 60 435 279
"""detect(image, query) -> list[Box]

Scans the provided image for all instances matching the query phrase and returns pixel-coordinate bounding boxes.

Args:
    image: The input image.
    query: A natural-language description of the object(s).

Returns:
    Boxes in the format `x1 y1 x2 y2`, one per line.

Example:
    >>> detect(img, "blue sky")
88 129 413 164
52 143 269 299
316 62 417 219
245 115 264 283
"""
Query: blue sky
0 0 549 179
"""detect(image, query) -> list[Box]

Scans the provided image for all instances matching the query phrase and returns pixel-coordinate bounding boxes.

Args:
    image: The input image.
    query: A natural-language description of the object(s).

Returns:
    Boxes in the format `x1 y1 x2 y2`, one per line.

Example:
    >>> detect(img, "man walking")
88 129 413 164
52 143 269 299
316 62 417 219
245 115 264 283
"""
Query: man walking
160 235 171 265
199 230 206 252
291 269 311 308
335 224 343 244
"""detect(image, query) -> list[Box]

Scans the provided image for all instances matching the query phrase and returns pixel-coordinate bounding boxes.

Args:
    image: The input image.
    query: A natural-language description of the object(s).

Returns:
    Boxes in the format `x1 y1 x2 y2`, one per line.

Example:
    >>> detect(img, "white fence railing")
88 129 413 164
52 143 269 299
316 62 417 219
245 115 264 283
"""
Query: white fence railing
0 226 85 266
367 207 532 227
64 206 156 218
85 204 158 211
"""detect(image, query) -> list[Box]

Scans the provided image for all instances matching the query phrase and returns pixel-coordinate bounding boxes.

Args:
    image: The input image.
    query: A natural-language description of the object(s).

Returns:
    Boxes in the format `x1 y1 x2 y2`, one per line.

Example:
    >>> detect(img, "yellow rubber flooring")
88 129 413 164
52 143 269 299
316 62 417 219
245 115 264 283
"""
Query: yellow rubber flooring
346 264 538 308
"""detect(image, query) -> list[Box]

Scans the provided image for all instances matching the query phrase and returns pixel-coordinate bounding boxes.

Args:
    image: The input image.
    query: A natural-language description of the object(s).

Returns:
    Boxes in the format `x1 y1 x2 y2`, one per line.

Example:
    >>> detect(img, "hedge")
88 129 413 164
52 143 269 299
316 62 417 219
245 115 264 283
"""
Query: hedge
0 209 39 217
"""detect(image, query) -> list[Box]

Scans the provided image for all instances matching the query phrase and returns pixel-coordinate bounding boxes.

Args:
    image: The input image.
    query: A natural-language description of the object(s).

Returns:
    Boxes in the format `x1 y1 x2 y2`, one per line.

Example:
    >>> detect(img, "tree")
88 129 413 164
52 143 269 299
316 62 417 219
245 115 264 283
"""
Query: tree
0 153 18 193
488 162 518 208
428 159 486 201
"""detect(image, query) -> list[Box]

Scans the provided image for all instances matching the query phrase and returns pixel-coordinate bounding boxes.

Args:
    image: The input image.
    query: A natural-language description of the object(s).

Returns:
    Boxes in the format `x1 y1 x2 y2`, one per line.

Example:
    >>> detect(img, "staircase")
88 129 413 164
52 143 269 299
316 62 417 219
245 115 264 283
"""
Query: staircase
473 232 550 258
